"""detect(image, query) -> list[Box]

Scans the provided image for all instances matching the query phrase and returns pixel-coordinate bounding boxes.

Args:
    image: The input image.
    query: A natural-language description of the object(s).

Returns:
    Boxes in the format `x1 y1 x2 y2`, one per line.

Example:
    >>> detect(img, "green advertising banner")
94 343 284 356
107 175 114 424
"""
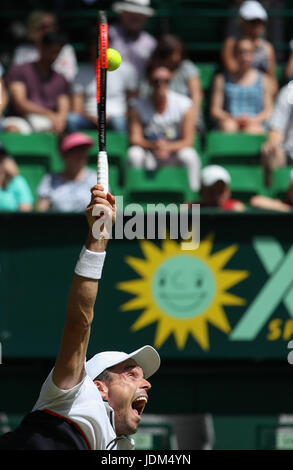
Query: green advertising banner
0 212 293 360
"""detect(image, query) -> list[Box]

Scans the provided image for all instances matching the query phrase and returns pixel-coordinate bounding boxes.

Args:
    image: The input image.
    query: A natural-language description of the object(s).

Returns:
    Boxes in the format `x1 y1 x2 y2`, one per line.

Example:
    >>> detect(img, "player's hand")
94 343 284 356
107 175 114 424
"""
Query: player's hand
86 185 116 248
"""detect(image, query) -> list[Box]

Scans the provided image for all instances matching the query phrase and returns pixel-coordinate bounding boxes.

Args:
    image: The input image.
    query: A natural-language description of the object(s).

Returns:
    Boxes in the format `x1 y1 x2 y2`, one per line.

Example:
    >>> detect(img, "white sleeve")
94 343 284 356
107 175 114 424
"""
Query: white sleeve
32 369 87 412
37 173 52 199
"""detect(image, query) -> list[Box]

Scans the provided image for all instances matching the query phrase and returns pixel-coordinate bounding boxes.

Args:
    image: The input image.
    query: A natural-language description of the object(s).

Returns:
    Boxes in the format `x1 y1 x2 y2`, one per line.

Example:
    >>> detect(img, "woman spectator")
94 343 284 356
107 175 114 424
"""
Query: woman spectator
36 132 97 212
210 37 272 133
128 61 201 192
12 10 78 83
37 132 97 212
0 143 33 212
222 1 277 95
148 34 203 131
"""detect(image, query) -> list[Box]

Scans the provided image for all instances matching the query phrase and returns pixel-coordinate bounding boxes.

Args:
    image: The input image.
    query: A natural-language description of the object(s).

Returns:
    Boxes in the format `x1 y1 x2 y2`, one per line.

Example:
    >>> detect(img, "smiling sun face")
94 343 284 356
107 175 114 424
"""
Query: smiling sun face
117 234 249 350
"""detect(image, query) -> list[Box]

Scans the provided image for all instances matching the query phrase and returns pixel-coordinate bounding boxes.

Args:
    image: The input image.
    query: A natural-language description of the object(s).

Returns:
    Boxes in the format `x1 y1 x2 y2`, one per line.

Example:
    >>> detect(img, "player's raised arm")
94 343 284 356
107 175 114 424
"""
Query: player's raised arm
53 185 116 390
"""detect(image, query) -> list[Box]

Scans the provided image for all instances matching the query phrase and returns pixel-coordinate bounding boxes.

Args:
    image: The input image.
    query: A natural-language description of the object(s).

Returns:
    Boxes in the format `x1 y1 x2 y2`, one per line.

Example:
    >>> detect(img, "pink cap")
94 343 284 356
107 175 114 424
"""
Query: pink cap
60 132 94 154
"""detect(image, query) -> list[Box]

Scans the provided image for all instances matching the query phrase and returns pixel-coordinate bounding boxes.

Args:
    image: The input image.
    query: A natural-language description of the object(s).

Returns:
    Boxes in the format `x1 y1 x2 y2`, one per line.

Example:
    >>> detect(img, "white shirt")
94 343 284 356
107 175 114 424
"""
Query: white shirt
132 90 193 141
72 62 138 118
32 369 135 450
269 85 293 159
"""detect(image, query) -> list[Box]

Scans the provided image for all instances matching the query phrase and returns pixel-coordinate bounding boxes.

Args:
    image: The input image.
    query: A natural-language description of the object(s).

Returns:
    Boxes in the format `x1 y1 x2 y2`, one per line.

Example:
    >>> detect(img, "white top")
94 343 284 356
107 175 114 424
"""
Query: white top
131 90 193 141
72 62 138 118
32 369 135 450
12 43 78 82
37 169 97 212
269 84 293 159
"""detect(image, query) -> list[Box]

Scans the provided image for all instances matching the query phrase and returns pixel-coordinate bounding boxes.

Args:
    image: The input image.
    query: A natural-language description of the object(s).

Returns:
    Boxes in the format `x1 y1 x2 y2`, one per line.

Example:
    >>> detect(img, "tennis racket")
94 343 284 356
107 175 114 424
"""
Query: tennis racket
96 10 109 195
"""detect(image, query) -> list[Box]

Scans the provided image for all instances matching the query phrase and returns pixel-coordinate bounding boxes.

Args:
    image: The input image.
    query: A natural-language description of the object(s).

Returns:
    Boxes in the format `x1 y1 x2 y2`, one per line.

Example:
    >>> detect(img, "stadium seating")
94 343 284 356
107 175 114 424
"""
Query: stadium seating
205 131 267 164
124 167 195 206
224 165 267 202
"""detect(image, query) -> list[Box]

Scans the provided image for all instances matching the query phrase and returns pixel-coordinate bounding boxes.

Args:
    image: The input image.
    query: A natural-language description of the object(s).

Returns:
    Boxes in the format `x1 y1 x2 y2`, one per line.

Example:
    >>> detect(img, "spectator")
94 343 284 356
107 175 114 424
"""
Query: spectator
0 63 8 129
222 1 277 95
67 28 138 133
109 0 157 80
36 132 97 212
261 83 293 186
147 34 203 131
195 165 246 211
128 62 201 192
3 32 70 135
12 10 78 82
210 38 272 133
0 142 33 212
250 169 293 211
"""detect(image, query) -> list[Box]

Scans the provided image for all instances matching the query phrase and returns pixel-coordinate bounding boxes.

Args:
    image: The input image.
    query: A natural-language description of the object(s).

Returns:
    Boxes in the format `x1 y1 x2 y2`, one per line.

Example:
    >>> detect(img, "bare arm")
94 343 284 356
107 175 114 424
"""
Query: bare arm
221 38 238 74
36 197 51 212
128 106 153 150
52 186 116 390
0 78 8 115
9 81 54 117
72 93 97 125
250 195 291 212
210 74 234 122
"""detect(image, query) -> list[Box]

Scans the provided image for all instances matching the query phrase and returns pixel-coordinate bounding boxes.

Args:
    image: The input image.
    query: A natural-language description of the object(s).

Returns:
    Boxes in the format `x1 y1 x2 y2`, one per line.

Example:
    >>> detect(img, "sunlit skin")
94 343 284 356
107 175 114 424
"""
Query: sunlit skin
94 359 151 436
120 11 148 37
61 145 89 181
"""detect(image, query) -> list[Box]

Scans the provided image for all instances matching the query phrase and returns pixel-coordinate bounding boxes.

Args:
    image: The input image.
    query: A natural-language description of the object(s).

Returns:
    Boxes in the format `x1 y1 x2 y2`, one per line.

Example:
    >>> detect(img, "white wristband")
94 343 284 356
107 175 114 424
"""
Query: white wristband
74 246 106 279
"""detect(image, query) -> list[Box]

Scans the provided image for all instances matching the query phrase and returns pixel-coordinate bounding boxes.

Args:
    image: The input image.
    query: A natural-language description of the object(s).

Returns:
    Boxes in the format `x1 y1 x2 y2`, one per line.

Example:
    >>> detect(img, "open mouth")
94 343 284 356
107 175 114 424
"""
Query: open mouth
131 396 148 417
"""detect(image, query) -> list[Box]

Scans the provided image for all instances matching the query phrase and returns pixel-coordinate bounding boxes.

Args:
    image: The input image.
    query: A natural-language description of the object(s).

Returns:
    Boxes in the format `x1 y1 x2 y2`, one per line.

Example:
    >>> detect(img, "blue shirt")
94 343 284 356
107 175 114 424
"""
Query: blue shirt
0 175 33 211
224 71 264 117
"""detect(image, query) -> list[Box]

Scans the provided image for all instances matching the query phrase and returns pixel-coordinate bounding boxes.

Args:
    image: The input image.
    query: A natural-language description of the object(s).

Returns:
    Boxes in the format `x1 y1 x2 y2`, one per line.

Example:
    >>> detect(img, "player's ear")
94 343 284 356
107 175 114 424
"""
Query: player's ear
94 380 109 400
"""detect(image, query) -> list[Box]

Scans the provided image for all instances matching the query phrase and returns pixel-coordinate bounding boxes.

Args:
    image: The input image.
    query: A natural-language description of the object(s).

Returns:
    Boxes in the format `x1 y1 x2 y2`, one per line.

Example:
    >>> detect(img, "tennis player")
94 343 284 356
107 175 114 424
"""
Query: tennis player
0 185 160 450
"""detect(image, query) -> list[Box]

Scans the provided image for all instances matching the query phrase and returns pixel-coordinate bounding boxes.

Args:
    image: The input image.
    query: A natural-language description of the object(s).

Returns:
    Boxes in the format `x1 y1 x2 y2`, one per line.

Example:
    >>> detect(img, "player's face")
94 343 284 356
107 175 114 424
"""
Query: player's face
104 359 151 436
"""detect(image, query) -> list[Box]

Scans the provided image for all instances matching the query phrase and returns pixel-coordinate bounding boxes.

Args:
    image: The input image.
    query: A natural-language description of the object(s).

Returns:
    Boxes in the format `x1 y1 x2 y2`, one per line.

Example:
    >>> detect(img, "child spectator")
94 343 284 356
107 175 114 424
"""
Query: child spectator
67 28 138 133
36 132 97 212
0 142 33 212
211 38 272 133
12 10 78 82
222 1 277 95
250 169 293 211
3 32 70 135
196 165 246 211
128 62 201 191
109 0 157 80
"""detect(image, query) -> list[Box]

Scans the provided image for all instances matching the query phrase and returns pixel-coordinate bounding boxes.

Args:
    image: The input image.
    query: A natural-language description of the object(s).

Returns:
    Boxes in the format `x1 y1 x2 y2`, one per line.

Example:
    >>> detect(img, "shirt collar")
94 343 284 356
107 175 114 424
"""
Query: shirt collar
103 400 135 450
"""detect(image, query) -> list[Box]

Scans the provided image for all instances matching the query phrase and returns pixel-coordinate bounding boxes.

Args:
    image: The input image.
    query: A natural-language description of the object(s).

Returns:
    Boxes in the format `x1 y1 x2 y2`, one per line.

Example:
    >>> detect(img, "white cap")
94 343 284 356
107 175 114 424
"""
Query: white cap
85 345 160 380
239 1 268 21
201 165 231 187
113 0 154 16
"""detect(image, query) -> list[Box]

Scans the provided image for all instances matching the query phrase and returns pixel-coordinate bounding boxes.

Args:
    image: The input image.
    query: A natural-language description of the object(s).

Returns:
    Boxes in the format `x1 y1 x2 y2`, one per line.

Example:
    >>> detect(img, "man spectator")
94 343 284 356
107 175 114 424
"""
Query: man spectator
128 62 201 192
261 83 293 186
67 28 138 133
110 0 157 80
3 32 70 135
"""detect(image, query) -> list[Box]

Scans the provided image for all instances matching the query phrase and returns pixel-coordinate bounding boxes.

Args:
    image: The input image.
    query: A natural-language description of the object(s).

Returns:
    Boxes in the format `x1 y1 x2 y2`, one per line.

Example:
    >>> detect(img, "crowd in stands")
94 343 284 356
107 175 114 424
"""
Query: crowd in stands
0 0 293 213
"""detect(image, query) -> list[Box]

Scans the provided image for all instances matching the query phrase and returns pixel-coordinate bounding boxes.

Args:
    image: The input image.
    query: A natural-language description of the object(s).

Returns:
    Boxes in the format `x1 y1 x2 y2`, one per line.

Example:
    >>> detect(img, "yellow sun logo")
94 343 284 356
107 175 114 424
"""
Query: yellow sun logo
117 233 249 350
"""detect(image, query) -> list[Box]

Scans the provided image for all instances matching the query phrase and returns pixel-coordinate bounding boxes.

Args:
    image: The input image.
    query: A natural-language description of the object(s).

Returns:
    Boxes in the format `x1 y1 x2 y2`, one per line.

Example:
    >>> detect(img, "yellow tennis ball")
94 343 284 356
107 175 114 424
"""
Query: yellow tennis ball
107 48 122 71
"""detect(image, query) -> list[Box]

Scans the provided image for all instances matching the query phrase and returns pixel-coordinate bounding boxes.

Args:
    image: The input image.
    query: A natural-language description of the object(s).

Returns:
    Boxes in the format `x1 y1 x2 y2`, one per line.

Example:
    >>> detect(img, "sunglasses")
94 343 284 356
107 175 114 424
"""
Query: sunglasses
151 78 170 86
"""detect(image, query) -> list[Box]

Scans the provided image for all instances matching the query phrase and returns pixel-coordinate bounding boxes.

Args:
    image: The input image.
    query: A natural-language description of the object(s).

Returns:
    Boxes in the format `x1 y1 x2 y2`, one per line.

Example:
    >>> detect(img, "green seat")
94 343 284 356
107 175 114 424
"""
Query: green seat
18 163 47 201
271 167 292 198
0 132 55 169
197 63 217 91
125 167 192 206
0 413 23 435
224 165 266 201
84 130 129 186
132 422 175 450
206 131 266 164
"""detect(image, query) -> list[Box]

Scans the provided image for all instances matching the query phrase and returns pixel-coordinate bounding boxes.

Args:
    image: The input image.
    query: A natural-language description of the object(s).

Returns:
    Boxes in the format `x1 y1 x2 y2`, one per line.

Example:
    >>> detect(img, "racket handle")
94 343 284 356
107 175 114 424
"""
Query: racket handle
97 150 109 195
